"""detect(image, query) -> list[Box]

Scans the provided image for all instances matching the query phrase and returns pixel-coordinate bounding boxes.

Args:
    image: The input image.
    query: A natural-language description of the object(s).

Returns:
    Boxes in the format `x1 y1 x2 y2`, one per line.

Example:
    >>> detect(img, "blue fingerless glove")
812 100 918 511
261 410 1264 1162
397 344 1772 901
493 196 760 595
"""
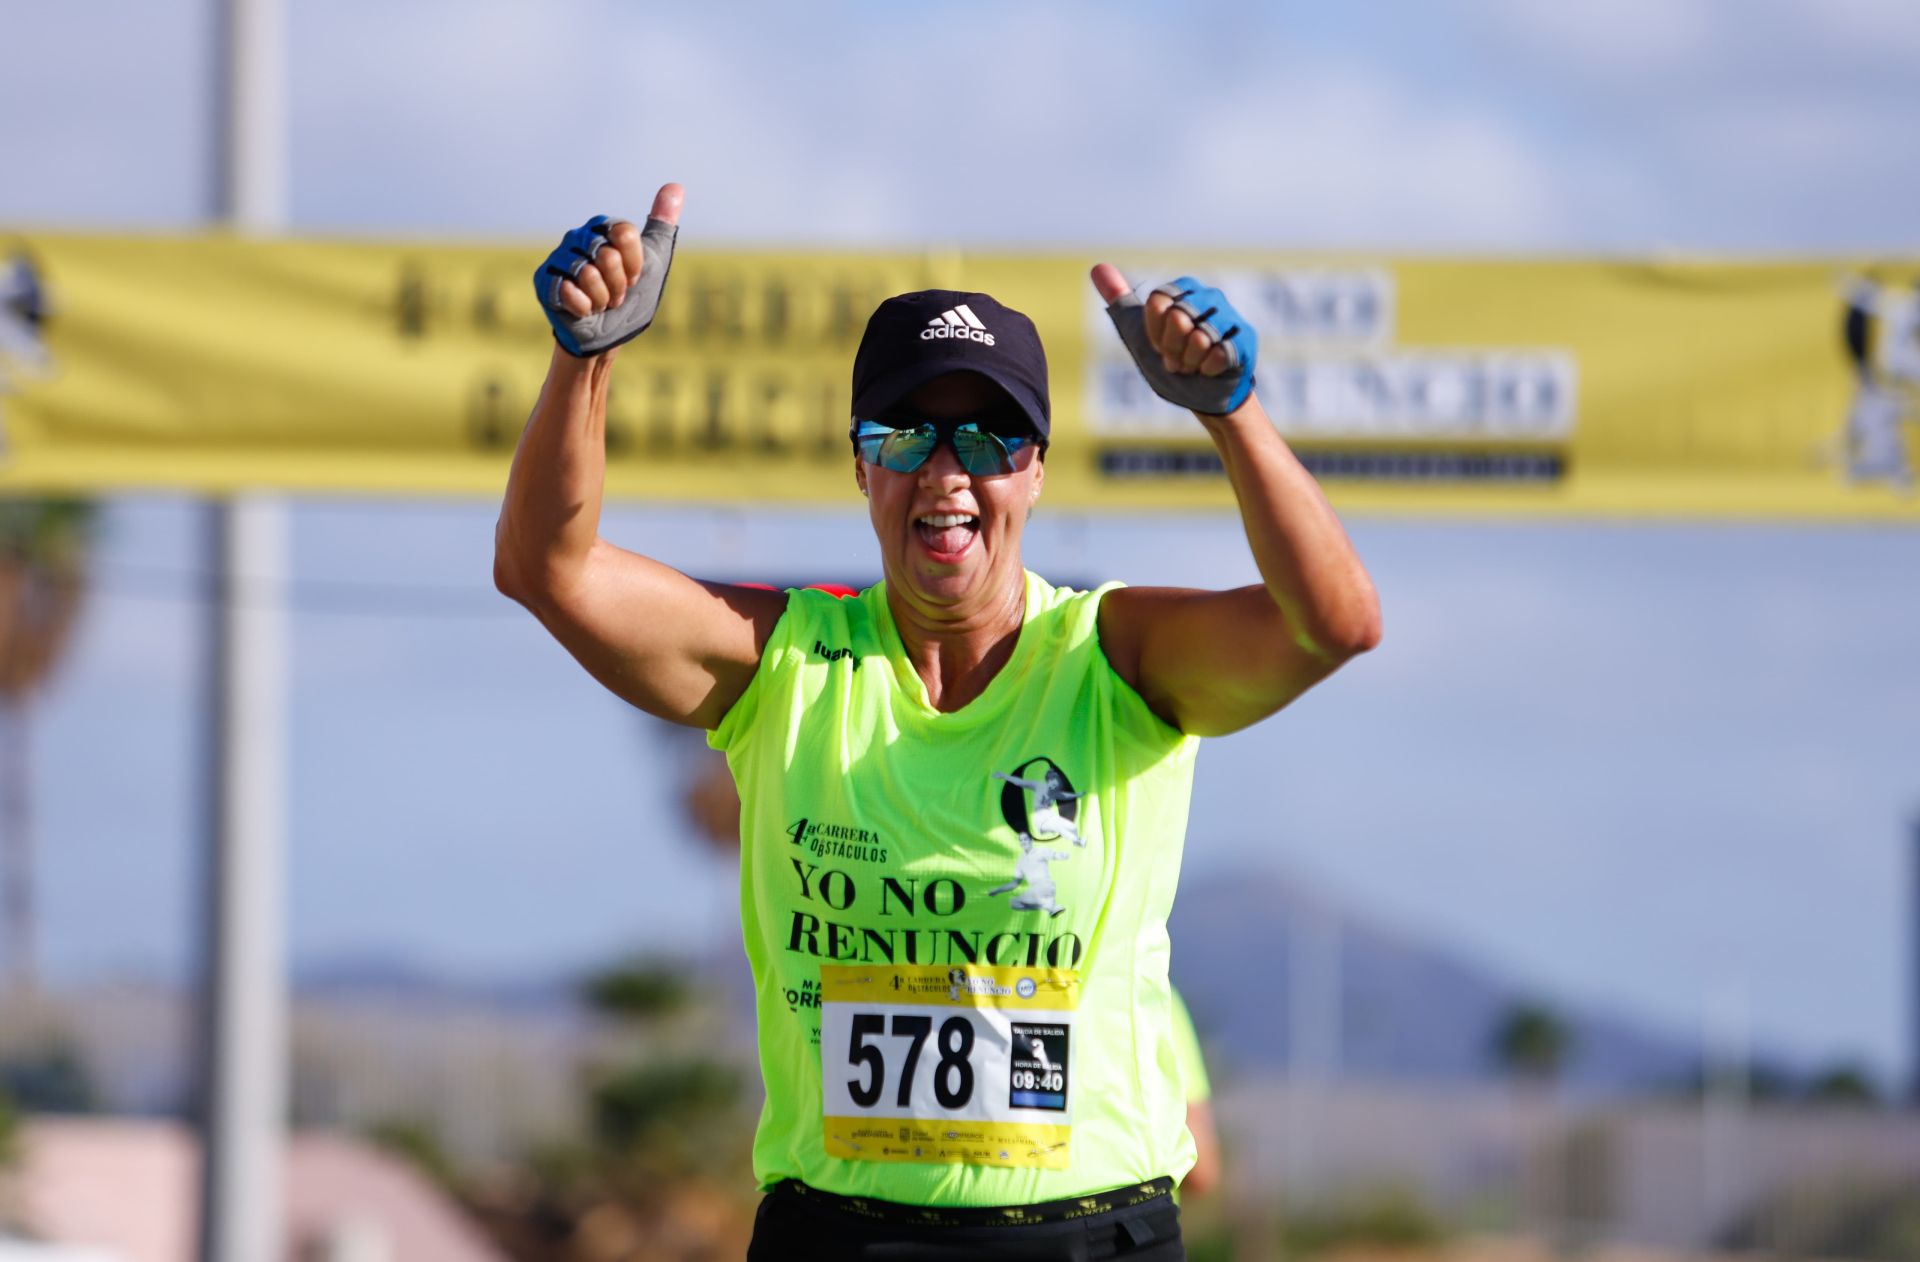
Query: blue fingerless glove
534 213 679 357
1105 275 1258 415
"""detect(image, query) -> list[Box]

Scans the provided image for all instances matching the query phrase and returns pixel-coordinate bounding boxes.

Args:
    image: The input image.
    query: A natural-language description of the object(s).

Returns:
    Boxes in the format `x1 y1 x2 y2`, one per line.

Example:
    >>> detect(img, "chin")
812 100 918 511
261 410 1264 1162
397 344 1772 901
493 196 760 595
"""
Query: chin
897 546 983 601
907 563 976 604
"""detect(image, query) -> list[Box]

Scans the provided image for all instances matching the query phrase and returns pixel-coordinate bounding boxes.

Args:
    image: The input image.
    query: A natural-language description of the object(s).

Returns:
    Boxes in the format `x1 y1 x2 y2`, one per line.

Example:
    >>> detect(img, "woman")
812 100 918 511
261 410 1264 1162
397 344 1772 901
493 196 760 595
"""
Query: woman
495 184 1380 1260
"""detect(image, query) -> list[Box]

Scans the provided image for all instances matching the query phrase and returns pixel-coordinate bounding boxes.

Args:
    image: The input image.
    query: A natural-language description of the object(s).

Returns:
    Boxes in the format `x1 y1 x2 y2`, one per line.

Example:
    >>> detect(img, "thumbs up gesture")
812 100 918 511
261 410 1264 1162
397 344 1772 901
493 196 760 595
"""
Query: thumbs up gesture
1092 263 1258 416
535 183 684 357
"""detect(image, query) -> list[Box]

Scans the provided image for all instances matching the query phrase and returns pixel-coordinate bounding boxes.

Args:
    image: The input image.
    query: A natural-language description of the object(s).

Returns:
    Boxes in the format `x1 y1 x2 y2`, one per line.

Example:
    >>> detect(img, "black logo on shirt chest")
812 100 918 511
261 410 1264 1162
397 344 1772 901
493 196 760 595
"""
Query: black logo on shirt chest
812 640 859 668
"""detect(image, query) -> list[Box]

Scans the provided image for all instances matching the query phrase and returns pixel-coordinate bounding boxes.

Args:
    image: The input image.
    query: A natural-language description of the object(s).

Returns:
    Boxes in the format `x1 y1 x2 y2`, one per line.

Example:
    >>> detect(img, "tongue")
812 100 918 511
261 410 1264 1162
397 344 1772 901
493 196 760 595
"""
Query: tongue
921 522 974 555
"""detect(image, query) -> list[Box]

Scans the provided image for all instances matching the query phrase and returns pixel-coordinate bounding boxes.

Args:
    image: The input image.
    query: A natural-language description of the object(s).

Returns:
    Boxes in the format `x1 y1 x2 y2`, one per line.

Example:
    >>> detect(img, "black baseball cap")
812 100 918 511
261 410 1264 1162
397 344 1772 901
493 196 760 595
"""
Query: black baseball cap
850 289 1050 441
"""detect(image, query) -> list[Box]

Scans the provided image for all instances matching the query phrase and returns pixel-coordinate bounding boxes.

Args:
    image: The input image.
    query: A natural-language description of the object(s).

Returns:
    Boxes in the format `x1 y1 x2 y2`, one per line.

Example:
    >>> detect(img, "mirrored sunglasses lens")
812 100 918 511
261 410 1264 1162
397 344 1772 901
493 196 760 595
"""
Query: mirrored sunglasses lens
854 422 935 472
878 427 937 472
949 429 1015 475
857 421 1034 474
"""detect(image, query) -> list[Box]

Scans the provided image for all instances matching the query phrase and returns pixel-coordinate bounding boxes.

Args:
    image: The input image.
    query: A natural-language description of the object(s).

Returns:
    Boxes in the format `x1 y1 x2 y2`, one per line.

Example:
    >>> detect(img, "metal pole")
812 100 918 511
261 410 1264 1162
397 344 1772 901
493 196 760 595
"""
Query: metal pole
1701 981 1748 1250
1284 893 1341 1200
216 0 288 230
196 0 288 1258
1911 814 1920 1105
198 502 289 1262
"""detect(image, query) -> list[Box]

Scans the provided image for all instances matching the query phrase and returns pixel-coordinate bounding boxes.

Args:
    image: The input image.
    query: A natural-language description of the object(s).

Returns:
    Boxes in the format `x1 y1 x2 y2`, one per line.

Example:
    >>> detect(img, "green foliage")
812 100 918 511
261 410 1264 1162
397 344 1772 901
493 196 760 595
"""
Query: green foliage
1660 1057 1885 1106
522 1137 596 1196
1720 1175 1920 1261
0 498 97 570
366 1116 458 1189
0 1041 96 1114
1490 1001 1573 1083
0 1088 18 1169
1179 1224 1235 1262
1282 1187 1448 1257
582 960 690 1020
1807 1061 1882 1105
591 1057 741 1155
1742 1059 1804 1102
459 955 758 1254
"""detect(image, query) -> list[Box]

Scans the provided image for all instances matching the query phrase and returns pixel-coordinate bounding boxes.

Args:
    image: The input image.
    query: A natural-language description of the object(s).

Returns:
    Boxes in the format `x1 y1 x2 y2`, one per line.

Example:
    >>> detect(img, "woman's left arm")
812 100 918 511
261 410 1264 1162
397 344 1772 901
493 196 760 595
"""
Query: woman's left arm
1093 265 1382 737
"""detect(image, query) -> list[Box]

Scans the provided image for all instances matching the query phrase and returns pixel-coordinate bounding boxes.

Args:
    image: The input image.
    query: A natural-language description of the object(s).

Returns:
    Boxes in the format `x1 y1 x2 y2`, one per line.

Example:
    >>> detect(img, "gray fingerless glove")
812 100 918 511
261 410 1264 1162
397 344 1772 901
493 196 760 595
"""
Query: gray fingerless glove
535 214 679 357
1105 276 1258 415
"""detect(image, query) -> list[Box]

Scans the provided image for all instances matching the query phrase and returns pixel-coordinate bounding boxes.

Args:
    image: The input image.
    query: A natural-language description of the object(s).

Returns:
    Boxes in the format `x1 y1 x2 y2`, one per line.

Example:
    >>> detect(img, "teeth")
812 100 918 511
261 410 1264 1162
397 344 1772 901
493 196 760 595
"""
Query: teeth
918 514 976 528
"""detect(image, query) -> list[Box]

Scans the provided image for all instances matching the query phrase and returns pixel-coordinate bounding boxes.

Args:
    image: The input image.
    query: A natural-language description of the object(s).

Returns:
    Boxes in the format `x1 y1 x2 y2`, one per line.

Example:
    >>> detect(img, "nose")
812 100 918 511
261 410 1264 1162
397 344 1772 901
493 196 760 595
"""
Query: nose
916 436 970 488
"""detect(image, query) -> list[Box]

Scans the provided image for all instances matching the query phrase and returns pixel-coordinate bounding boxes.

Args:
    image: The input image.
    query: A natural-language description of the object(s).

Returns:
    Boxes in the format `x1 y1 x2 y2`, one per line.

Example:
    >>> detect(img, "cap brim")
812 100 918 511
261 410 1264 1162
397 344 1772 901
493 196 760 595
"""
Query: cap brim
852 359 1050 440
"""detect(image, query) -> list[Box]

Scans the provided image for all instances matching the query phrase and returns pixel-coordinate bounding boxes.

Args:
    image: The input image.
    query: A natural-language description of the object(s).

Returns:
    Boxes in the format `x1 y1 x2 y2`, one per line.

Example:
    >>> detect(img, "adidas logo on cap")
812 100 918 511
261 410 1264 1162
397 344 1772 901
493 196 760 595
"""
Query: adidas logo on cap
921 303 996 346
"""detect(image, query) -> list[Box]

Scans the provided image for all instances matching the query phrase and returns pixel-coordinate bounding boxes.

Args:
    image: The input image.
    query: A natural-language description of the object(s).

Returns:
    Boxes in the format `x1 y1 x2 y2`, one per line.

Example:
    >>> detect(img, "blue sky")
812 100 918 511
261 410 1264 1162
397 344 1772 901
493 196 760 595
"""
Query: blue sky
5 1 1920 1079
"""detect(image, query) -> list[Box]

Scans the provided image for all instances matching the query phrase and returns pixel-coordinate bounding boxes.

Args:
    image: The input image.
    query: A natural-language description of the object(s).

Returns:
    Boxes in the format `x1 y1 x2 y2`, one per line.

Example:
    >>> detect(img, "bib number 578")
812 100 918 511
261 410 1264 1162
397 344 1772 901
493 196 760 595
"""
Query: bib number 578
847 1013 975 1110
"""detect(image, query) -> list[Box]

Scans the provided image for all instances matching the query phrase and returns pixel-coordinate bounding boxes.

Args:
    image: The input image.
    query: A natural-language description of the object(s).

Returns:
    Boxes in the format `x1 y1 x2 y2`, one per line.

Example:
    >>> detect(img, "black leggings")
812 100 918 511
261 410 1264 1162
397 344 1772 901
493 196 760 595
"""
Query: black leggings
747 1180 1184 1261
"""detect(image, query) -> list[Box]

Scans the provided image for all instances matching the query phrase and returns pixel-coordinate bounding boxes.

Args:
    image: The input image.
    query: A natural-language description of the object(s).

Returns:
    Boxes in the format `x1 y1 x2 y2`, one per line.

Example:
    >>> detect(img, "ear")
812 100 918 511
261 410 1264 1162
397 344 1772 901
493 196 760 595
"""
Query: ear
1029 457 1044 503
854 457 869 498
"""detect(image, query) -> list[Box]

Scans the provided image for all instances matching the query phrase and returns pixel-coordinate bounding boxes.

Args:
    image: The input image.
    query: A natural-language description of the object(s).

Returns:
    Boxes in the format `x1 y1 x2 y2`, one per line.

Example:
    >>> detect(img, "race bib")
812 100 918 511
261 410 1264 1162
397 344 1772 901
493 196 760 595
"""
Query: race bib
820 963 1080 1169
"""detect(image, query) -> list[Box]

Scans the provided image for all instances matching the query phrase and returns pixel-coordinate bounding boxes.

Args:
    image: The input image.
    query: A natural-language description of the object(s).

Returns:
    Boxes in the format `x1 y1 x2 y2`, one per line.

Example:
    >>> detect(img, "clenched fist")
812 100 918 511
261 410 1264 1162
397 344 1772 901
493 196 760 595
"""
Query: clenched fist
1092 263 1258 416
535 183 684 357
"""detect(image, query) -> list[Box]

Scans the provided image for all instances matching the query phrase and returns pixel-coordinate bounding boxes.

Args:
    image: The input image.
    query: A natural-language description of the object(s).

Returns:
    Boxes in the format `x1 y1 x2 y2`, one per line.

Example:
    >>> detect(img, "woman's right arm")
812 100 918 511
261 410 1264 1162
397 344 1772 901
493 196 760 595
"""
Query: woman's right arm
492 186 786 729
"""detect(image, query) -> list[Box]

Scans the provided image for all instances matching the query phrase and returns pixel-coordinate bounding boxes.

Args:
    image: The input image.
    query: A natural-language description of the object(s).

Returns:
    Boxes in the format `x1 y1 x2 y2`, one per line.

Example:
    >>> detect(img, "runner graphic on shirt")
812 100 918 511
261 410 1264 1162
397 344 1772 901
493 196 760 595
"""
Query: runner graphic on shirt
990 758 1092 917
989 837 1077 916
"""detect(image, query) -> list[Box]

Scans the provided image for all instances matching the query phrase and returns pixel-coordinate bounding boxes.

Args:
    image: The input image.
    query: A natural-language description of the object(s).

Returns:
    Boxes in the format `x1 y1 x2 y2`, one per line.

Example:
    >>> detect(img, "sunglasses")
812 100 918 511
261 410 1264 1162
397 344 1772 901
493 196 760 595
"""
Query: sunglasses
852 418 1045 476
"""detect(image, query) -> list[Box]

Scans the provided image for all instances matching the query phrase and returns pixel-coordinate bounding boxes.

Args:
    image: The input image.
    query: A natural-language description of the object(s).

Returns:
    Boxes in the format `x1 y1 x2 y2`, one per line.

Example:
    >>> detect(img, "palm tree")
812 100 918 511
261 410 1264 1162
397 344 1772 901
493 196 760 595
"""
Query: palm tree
1492 1000 1581 1242
0 498 96 999
1492 1001 1572 1084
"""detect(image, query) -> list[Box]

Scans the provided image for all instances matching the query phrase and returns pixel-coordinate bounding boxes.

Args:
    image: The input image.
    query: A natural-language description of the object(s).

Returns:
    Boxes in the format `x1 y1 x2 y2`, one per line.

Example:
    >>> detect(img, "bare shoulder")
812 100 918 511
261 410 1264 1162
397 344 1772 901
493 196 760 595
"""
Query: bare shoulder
688 574 794 646
1093 584 1175 691
1094 584 1209 728
527 544 794 730
1097 583 1351 738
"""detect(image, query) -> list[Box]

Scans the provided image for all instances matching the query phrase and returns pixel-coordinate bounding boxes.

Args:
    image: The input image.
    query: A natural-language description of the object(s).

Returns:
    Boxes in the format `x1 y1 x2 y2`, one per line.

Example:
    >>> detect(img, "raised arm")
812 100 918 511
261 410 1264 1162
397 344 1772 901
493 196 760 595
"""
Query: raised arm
1090 264 1381 738
493 184 786 729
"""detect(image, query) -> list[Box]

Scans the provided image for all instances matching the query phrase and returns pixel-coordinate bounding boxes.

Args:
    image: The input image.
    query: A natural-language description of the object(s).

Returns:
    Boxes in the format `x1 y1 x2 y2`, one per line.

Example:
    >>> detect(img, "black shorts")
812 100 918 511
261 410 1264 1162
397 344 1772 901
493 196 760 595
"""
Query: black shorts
747 1178 1184 1261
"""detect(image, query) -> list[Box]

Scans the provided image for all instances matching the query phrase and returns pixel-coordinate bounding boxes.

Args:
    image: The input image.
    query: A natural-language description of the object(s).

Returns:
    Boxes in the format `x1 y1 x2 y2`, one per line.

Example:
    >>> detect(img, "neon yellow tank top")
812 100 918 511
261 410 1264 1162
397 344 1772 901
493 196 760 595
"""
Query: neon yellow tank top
1169 988 1211 1104
710 570 1201 1206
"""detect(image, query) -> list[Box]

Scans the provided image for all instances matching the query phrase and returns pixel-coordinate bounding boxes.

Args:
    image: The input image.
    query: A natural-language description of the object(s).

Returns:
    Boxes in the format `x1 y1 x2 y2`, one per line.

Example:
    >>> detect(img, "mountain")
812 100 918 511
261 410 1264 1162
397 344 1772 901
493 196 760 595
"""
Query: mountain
1168 868 1701 1092
293 953 582 1015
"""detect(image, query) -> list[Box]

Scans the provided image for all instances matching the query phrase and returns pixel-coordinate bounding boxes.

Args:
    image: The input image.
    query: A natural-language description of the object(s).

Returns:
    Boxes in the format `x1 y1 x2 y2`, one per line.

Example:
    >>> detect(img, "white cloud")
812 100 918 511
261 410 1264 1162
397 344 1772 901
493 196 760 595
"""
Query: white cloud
9 0 1919 251
1764 0 1920 63
1469 0 1720 81
1446 0 1920 250
1682 95 1897 175
290 2 1581 249
0 2 213 227
1182 65 1571 248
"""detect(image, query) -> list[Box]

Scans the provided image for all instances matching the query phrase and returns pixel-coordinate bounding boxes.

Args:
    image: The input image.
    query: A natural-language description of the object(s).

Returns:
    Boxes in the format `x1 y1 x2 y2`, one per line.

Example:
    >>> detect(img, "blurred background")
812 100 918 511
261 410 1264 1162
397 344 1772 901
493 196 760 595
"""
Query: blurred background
3 1 1920 1259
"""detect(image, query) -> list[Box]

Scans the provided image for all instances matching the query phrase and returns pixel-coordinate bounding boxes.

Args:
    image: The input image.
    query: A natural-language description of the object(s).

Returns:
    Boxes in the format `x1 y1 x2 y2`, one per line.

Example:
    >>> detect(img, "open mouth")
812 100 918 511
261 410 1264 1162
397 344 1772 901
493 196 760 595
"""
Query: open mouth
915 513 979 560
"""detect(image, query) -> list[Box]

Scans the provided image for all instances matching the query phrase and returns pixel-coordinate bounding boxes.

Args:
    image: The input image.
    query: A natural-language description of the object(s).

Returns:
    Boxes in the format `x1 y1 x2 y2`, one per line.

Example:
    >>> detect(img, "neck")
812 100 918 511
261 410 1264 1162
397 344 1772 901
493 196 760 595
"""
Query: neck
885 570 1028 713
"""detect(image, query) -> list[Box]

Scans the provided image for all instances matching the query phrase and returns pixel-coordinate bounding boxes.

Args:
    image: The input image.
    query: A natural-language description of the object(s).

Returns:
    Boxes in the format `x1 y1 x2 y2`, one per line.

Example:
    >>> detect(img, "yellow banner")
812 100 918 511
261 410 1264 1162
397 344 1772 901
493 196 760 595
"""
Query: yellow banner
1 232 1916 520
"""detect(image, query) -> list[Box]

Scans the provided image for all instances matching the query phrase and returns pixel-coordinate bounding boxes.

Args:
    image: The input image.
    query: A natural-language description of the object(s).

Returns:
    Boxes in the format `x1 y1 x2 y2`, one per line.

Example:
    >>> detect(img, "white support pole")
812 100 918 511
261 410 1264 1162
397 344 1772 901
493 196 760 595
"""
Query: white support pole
198 500 289 1262
1910 815 1920 1105
1284 893 1341 1199
221 0 288 230
197 0 288 1259
1701 980 1749 1247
